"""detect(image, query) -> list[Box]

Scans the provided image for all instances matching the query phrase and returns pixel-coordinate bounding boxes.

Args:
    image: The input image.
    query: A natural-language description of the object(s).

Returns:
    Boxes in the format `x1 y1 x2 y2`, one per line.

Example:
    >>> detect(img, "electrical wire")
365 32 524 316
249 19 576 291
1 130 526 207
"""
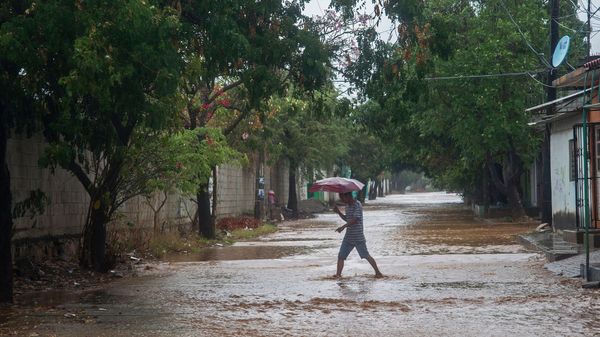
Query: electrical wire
499 0 551 68
553 18 579 33
315 0 324 15
424 70 545 81
574 2 600 34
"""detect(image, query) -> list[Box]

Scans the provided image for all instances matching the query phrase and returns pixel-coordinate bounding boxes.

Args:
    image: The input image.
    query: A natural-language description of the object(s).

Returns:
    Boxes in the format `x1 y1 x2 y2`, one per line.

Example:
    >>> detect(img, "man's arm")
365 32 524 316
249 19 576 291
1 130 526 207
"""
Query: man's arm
336 218 358 233
333 205 347 221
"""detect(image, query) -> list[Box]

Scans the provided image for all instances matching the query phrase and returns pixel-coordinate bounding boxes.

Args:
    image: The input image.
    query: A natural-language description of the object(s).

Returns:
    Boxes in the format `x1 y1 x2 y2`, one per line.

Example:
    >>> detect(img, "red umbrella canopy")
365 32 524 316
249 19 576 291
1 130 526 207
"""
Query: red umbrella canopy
308 177 365 193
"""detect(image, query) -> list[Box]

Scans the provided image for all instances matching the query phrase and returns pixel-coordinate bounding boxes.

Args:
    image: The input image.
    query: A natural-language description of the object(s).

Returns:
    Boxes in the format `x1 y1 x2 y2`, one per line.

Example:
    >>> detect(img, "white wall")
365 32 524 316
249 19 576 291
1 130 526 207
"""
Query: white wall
550 115 578 229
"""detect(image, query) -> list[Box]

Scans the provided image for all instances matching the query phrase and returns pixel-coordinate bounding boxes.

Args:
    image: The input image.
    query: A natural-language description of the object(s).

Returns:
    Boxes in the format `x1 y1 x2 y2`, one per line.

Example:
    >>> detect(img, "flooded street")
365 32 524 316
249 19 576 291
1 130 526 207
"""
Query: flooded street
2 192 600 336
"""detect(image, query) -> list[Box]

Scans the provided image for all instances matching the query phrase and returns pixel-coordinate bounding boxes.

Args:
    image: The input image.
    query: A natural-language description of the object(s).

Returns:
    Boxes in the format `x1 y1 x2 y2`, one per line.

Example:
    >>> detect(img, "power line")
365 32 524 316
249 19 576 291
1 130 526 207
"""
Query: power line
499 0 551 68
425 70 545 81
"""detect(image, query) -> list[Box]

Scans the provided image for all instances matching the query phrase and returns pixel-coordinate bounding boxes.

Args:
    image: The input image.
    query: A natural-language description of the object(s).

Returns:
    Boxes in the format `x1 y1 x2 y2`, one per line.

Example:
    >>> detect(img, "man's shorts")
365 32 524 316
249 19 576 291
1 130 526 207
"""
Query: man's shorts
338 240 370 260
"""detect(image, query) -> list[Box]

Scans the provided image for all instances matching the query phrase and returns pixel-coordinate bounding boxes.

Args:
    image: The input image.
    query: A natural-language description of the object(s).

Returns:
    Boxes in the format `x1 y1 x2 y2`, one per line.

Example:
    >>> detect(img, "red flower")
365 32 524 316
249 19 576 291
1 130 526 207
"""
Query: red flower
219 99 231 108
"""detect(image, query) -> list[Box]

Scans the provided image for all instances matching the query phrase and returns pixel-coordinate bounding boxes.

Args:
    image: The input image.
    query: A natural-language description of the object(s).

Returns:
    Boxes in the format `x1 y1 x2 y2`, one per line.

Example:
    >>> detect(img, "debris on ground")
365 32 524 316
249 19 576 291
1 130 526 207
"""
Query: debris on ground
12 257 140 300
217 217 261 231
536 223 552 232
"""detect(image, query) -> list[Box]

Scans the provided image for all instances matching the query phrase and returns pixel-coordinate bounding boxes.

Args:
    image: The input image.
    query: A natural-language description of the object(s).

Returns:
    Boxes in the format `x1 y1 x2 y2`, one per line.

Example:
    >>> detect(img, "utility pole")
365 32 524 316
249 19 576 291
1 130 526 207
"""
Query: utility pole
588 0 592 58
541 0 559 224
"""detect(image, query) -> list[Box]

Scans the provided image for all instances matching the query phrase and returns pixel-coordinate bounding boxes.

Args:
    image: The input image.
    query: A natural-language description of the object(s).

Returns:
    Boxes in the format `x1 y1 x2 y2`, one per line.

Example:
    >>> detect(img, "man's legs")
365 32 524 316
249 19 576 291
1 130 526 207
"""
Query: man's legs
355 241 383 278
335 241 352 277
335 259 344 277
366 255 383 278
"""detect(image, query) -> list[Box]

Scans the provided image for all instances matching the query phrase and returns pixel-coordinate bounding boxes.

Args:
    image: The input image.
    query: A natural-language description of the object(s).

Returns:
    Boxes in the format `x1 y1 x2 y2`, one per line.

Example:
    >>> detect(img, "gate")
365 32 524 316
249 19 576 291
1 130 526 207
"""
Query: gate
573 123 600 230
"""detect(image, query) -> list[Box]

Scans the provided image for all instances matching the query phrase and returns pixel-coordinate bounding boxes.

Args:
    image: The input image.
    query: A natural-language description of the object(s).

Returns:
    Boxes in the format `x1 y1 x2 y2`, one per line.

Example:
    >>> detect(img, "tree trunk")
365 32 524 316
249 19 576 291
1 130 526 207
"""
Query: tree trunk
368 181 377 200
481 164 490 217
197 181 214 238
357 185 366 203
506 179 526 219
0 124 13 303
150 191 168 234
80 206 109 273
287 162 298 218
78 158 123 273
487 150 526 220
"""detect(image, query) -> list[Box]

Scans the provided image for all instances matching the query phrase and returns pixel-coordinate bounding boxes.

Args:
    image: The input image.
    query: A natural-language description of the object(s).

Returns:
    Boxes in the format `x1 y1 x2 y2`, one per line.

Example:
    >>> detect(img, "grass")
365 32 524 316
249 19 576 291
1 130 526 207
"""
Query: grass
147 232 209 258
227 224 278 241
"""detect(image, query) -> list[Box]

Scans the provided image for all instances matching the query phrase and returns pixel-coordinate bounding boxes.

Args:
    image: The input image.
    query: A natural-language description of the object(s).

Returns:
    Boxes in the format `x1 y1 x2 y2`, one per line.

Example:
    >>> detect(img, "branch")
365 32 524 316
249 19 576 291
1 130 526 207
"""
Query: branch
223 106 251 136
110 114 129 146
67 160 93 195
206 79 243 105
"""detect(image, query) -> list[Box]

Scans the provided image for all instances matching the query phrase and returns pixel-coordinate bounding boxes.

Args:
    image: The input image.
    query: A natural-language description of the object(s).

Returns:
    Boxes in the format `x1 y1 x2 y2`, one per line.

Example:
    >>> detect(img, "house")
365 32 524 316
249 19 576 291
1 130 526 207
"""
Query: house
527 60 600 245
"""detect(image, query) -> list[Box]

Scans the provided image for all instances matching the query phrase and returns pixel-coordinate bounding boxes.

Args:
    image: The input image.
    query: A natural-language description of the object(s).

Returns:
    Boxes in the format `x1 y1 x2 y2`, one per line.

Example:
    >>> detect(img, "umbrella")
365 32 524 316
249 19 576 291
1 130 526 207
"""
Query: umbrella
308 177 365 193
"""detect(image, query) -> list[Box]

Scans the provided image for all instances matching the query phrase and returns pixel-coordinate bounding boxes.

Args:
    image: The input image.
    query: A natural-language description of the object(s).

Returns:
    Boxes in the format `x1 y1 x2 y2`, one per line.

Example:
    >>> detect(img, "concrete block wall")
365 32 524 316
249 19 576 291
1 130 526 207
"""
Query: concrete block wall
8 134 89 240
7 134 291 251
215 156 290 218
216 162 257 217
7 134 194 240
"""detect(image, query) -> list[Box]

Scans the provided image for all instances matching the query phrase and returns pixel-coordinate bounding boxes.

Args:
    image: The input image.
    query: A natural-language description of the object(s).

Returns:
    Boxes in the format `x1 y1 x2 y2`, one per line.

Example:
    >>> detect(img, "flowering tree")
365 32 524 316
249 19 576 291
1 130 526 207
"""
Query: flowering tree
176 0 330 237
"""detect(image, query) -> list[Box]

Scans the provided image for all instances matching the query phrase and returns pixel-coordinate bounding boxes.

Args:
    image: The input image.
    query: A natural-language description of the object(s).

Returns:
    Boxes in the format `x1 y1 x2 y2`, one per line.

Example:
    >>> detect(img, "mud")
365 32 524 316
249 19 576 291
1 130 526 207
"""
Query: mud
2 192 599 337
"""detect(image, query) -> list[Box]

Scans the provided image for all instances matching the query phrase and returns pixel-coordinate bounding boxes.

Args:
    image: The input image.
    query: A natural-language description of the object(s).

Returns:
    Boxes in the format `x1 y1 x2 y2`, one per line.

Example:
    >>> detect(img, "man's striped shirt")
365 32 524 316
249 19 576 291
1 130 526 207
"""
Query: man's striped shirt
343 200 366 243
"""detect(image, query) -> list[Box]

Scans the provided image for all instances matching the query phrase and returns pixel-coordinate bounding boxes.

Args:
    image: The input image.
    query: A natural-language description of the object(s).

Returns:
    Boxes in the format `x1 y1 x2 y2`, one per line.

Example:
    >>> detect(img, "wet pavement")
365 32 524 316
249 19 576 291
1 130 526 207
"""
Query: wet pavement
2 192 600 336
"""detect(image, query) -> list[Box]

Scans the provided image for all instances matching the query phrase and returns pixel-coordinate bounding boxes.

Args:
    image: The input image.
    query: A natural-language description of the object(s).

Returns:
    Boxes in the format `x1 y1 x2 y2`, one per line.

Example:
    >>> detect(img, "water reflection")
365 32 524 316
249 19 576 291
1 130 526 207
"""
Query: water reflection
164 245 309 262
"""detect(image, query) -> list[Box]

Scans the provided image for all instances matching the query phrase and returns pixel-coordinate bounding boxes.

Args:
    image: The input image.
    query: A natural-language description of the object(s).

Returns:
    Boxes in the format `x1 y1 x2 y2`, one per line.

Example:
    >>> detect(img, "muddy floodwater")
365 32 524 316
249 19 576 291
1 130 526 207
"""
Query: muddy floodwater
2 192 600 336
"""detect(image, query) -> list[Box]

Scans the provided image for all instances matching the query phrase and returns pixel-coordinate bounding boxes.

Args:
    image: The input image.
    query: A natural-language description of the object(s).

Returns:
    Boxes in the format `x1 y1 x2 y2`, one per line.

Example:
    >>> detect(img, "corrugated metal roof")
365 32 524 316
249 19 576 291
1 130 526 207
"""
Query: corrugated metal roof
525 86 596 113
584 58 600 70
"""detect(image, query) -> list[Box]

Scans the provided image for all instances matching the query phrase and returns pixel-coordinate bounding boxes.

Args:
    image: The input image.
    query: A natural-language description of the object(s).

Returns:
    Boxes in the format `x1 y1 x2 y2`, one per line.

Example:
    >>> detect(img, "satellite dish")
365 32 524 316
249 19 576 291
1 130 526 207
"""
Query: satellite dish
552 35 570 68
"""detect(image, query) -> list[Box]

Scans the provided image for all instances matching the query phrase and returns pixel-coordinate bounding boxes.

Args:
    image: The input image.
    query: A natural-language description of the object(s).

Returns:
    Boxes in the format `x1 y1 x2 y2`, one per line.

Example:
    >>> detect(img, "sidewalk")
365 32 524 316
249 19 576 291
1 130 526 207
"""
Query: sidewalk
519 231 600 278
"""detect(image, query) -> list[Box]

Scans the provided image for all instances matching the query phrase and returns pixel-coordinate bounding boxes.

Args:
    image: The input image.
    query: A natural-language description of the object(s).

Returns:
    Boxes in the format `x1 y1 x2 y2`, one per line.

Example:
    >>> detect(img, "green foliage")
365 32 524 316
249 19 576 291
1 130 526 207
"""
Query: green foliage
128 128 244 199
11 189 50 231
265 87 352 174
179 0 331 126
342 130 388 182
5 0 183 212
166 128 244 195
348 0 586 202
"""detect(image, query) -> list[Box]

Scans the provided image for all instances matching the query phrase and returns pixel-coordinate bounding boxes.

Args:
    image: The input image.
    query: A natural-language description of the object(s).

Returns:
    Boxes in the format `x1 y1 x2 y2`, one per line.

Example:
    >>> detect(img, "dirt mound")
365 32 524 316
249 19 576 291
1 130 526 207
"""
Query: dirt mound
298 199 328 213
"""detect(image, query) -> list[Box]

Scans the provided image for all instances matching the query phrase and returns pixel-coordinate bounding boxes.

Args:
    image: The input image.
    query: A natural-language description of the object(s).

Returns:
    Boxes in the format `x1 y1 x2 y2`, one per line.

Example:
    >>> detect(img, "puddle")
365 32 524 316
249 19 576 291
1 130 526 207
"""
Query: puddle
163 245 310 262
15 289 116 307
418 281 488 289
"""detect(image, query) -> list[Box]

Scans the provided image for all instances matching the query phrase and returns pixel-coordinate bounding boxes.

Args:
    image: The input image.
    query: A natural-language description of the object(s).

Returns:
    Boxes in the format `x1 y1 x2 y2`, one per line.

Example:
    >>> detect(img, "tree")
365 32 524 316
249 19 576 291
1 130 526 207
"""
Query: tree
265 88 351 216
176 0 330 236
411 0 573 217
3 0 182 272
0 0 46 303
136 128 242 233
336 0 585 218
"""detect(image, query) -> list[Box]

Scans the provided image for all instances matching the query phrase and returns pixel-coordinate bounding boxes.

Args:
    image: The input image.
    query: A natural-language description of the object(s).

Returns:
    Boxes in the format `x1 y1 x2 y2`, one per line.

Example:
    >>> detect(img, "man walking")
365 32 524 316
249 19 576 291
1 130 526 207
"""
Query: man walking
333 191 383 278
